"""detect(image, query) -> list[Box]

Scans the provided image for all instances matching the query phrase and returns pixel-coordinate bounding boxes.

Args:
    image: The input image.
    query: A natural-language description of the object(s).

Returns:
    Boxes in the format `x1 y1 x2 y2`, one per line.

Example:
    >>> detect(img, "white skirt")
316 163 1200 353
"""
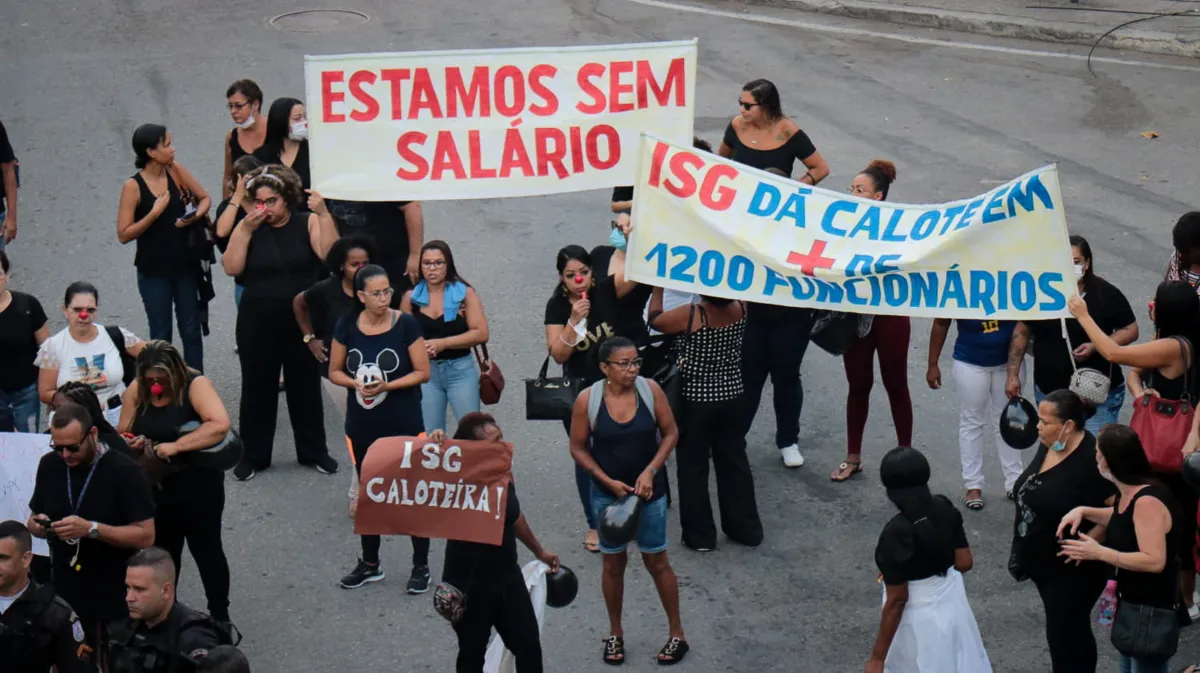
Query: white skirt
882 569 992 673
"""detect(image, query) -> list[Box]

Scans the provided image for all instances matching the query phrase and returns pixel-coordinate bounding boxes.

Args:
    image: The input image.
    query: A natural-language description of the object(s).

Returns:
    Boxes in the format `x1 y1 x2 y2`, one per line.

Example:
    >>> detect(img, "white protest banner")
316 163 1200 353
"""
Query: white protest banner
0 433 51 556
626 135 1075 320
304 40 697 201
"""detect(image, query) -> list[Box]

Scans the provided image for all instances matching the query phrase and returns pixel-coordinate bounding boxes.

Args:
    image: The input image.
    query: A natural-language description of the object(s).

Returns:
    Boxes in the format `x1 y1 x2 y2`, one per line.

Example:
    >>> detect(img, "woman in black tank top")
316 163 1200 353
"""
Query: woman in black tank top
400 241 490 433
116 341 233 622
221 164 339 482
222 79 266 199
117 124 211 373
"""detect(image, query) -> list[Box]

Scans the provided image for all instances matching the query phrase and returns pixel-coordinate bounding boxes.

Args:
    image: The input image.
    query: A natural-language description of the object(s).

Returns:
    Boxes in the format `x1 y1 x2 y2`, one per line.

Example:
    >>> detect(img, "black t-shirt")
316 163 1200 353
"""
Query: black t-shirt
0 291 48 393
212 199 246 254
253 141 310 189
1026 276 1135 393
1010 433 1115 581
442 483 521 590
28 447 156 624
0 120 14 214
327 200 413 291
1107 485 1179 609
590 246 652 344
333 311 424 437
722 121 817 177
129 378 221 499
130 172 190 277
543 277 621 385
611 186 633 213
305 277 402 377
238 211 323 304
875 495 969 585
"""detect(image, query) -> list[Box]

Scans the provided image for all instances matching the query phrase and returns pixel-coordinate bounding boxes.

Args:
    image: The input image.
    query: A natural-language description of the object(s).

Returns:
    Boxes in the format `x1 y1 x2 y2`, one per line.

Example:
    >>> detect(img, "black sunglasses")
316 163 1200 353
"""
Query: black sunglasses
739 101 759 110
52 442 83 454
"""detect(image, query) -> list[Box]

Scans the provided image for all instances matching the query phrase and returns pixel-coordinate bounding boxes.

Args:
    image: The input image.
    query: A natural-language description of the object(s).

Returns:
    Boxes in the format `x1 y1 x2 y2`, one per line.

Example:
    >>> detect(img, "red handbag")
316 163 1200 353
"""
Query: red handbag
1130 336 1195 473
475 344 505 405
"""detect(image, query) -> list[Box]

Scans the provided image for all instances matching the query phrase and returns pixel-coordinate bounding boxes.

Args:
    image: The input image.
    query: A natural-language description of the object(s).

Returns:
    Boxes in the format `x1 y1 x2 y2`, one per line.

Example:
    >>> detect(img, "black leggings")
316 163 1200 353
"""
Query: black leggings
452 572 542 672
350 429 429 567
1034 566 1107 673
156 475 232 621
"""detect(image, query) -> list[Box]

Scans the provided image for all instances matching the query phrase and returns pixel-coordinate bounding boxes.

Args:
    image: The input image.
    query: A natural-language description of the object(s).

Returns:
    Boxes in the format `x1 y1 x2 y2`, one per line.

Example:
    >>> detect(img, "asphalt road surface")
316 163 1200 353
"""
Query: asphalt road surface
4 0 1200 670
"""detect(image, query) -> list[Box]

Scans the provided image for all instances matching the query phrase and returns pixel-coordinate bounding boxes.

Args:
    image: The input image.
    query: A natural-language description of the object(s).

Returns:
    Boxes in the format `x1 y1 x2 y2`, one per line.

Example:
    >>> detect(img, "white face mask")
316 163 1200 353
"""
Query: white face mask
237 114 256 130
1074 263 1085 279
288 121 308 141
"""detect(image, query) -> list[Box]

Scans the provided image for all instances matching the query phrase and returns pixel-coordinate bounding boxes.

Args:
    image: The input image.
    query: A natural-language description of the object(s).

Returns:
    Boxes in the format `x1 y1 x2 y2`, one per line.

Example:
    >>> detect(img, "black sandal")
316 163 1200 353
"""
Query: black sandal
657 637 689 665
602 635 625 665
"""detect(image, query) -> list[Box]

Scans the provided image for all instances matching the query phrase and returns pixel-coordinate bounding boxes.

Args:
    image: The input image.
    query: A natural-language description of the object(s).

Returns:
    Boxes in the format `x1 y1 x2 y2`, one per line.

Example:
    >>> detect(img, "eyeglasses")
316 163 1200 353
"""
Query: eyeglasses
52 442 84 454
738 101 759 110
69 306 97 315
605 358 643 370
364 288 394 299
849 185 872 195
227 101 250 111
421 260 446 268
252 197 280 208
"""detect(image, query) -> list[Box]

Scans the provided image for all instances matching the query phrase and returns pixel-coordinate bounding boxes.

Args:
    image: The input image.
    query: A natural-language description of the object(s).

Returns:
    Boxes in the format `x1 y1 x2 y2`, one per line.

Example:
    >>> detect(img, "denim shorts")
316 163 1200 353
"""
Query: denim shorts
589 485 668 555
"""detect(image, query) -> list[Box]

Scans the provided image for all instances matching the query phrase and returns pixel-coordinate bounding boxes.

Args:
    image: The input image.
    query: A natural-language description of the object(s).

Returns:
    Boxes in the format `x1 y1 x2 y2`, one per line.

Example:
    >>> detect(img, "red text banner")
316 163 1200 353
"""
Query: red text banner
355 436 513 545
304 40 697 200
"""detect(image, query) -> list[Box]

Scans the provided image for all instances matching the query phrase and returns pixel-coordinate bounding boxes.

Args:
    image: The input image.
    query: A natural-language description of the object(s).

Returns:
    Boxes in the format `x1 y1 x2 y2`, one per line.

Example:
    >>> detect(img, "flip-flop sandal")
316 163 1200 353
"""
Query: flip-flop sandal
602 635 625 665
830 461 862 482
584 529 601 553
964 496 985 511
657 637 689 665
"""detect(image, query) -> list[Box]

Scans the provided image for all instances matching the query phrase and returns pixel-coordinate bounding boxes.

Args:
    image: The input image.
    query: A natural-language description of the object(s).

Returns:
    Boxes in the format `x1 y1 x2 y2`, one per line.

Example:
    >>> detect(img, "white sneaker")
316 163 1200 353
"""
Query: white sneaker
780 444 805 468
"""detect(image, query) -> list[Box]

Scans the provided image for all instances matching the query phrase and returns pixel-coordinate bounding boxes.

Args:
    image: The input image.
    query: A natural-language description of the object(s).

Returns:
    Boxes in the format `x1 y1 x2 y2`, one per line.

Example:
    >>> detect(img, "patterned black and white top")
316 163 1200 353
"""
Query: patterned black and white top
680 304 745 403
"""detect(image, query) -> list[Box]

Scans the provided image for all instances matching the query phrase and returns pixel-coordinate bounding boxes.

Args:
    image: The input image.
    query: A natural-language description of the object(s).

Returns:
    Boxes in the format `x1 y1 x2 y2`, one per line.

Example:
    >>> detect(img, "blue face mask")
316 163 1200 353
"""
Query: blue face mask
609 227 627 252
1049 426 1069 452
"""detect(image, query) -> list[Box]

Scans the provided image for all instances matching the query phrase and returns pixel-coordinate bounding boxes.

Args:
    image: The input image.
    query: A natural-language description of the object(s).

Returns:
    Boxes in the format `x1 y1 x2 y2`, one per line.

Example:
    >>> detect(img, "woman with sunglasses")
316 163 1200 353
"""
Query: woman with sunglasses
222 164 338 482
222 79 266 199
117 340 233 623
1008 389 1113 673
36 282 145 427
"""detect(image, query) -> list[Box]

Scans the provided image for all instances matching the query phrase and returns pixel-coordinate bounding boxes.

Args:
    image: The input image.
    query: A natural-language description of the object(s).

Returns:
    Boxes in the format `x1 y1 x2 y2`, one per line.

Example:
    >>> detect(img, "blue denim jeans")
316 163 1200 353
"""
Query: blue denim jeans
234 282 244 307
419 354 480 433
0 383 40 432
1118 654 1170 673
137 270 203 371
1034 385 1125 435
589 486 669 554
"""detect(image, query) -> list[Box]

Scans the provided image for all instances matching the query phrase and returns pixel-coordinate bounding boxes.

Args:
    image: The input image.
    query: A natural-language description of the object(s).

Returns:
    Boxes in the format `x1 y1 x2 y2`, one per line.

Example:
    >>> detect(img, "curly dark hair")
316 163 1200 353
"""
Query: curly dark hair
245 164 305 210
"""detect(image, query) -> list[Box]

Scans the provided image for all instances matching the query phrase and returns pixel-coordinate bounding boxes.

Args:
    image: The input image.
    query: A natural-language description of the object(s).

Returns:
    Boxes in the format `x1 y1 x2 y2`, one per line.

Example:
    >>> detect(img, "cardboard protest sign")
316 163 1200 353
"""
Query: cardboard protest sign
355 436 513 545
626 135 1075 320
304 40 697 200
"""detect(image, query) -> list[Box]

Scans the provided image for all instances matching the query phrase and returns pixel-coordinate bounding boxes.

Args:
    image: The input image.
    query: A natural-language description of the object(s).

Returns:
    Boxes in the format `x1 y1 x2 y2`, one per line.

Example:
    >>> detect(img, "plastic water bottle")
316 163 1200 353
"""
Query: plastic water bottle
1097 579 1118 627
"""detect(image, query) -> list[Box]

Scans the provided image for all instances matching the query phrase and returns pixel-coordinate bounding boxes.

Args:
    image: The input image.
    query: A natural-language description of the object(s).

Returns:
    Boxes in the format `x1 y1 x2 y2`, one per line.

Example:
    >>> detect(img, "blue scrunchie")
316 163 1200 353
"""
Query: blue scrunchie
410 280 468 322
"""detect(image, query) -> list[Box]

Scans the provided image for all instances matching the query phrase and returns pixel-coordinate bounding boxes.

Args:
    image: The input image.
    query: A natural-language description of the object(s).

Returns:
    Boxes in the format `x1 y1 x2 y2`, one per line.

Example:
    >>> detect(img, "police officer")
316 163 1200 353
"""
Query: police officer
0 519 94 672
108 546 224 672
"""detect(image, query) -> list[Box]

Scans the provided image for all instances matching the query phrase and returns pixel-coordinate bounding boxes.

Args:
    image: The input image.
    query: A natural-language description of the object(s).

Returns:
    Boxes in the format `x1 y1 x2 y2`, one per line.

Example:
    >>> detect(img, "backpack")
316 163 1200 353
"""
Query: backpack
104 325 138 386
586 376 656 430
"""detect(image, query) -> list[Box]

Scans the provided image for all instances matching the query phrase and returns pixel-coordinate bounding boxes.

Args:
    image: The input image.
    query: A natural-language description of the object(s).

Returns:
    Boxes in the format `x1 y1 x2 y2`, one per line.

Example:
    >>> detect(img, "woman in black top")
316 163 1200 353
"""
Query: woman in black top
544 243 639 552
1007 235 1139 432
253 98 311 189
117 341 233 622
329 264 432 592
1059 424 1179 672
592 214 652 346
214 154 264 305
222 79 266 199
1009 389 1115 673
866 447 990 673
434 412 559 673
0 250 49 432
117 123 211 372
221 164 339 481
401 240 490 433
1070 279 1200 617
716 79 828 183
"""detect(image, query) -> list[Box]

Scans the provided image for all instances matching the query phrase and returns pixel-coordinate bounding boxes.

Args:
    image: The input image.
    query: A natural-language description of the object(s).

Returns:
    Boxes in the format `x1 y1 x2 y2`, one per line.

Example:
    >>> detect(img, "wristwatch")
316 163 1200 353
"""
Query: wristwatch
302 334 316 344
87 521 99 539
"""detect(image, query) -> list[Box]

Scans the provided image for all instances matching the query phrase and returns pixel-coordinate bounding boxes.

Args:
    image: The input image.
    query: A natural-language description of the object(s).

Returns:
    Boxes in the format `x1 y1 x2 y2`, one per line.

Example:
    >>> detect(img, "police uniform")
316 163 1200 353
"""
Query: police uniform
107 600 224 672
0 578 94 672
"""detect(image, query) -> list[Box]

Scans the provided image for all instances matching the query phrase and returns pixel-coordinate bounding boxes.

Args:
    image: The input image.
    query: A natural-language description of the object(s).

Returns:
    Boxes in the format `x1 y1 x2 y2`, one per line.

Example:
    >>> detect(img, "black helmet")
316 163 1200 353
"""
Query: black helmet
545 565 578 608
1000 397 1039 450
1184 453 1200 492
598 494 642 548
175 421 244 471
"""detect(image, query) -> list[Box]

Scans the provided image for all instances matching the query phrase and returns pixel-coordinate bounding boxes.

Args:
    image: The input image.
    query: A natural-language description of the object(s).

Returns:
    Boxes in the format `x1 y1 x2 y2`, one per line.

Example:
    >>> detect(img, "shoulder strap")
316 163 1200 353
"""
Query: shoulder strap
587 381 606 431
105 325 124 350
634 376 656 420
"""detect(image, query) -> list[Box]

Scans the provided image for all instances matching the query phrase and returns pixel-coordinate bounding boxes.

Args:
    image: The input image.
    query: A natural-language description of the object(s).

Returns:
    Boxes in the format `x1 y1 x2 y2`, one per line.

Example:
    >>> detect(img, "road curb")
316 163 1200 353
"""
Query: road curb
736 0 1200 58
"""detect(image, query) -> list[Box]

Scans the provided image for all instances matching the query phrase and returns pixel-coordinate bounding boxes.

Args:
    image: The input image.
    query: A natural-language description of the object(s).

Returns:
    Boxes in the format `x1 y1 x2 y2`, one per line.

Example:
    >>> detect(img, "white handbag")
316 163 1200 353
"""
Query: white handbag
1063 318 1112 407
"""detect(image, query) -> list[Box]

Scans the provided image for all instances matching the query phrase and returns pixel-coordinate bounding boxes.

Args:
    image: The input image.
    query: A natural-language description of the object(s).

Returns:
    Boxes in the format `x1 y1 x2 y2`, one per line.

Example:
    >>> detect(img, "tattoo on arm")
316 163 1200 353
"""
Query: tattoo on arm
1007 325 1030 369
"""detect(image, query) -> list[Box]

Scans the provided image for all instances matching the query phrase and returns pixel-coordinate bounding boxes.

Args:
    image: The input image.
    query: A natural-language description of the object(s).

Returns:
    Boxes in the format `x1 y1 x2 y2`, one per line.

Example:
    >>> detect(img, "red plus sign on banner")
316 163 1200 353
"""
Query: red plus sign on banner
786 240 837 276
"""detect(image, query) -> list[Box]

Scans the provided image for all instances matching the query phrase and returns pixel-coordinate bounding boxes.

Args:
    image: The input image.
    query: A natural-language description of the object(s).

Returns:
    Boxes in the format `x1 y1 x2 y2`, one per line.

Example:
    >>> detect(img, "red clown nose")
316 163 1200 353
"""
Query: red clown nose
78 312 89 320
150 383 165 397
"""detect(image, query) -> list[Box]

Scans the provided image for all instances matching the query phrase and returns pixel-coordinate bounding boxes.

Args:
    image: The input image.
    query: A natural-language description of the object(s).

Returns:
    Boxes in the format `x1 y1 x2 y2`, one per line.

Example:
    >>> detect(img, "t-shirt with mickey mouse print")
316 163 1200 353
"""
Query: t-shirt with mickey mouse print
333 310 425 437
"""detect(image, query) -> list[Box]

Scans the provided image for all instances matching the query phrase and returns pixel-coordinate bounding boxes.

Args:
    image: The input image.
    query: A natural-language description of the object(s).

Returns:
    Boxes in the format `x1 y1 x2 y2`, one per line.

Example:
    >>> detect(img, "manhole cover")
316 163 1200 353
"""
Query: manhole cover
269 9 370 32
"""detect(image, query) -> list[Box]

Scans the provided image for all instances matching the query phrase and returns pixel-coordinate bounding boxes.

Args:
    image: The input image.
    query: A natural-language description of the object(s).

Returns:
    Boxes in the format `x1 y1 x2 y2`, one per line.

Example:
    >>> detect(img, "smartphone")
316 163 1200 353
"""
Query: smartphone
34 516 56 528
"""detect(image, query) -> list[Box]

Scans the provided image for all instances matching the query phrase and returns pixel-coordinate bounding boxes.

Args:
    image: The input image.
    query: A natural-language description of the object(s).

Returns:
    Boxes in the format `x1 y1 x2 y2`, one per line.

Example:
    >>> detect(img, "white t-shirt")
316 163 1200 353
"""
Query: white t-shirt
34 324 138 421
644 289 699 336
0 581 29 615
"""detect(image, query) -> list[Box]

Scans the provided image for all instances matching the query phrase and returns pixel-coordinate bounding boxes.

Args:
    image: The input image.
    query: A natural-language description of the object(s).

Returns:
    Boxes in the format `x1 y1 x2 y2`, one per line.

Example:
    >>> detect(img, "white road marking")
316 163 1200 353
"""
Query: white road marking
620 0 1200 74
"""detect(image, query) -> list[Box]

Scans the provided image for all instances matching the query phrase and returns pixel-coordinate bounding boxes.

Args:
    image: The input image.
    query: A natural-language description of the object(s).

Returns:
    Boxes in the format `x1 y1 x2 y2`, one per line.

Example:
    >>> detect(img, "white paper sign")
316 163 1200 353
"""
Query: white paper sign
0 432 51 556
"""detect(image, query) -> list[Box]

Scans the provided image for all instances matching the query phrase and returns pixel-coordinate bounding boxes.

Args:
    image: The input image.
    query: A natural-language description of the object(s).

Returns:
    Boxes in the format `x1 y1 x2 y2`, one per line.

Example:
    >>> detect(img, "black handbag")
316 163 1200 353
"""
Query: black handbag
650 303 694 419
810 311 861 356
1110 600 1182 659
525 355 585 420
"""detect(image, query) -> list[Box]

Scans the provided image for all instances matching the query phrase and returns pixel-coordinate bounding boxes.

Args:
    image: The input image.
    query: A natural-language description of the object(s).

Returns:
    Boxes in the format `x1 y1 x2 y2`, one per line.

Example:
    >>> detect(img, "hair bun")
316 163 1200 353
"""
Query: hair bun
868 159 896 184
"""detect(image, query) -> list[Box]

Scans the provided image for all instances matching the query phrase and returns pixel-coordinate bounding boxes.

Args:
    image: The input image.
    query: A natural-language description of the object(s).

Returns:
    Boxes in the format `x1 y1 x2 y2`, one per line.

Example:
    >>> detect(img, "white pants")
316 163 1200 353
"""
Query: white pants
953 359 1024 491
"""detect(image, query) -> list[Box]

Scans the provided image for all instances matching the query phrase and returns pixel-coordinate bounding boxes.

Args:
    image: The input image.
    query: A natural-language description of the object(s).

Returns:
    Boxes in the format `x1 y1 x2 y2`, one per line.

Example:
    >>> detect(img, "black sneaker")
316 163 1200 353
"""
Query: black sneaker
339 559 385 589
308 454 339 475
233 461 256 482
406 565 431 594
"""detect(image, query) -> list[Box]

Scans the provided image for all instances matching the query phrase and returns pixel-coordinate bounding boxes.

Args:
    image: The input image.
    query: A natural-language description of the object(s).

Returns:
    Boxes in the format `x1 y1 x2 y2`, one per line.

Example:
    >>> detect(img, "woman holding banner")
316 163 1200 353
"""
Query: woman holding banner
434 412 559 673
329 263 433 593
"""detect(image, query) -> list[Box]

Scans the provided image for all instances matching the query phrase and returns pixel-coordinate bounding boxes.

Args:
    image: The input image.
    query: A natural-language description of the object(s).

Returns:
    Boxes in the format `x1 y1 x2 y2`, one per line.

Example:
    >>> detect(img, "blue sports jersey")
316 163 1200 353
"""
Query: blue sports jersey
952 319 1015 368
